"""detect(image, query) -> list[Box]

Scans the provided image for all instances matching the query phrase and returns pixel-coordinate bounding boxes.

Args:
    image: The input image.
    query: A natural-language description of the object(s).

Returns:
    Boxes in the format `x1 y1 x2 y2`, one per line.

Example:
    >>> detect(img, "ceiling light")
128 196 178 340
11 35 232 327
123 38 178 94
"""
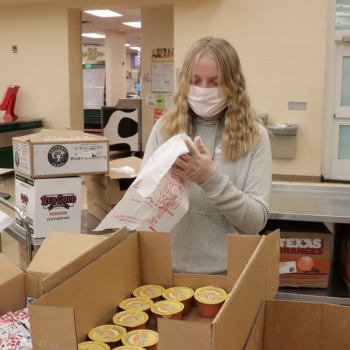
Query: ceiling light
123 22 141 28
125 44 131 47
130 47 141 51
82 33 106 39
84 10 122 17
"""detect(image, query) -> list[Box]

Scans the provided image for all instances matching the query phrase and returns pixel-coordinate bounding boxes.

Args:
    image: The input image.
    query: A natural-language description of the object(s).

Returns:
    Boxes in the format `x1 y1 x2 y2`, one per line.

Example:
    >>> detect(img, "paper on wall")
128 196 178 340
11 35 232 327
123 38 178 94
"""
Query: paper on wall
94 133 190 232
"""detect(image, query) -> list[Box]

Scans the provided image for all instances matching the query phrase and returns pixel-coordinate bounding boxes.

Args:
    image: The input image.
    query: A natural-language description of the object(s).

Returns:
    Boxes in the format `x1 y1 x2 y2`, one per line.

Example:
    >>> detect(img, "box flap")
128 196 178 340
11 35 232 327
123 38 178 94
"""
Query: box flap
213 237 267 350
41 228 128 295
0 252 23 283
0 274 26 316
158 318 212 350
108 156 142 179
0 253 26 313
29 305 77 349
30 233 143 345
27 231 107 274
263 229 280 299
227 234 262 291
13 128 108 143
138 231 173 287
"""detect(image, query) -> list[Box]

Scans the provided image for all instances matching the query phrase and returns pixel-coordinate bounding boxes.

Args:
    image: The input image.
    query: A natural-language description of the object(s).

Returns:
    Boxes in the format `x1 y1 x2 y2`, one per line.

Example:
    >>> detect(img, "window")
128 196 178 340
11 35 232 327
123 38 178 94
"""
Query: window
132 54 139 68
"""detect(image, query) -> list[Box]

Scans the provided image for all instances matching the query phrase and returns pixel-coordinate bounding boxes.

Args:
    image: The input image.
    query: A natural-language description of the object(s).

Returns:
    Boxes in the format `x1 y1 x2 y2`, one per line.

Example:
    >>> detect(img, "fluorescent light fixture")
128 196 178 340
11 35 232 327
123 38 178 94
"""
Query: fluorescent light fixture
130 47 141 51
84 10 122 17
82 33 106 39
123 22 141 28
125 44 131 47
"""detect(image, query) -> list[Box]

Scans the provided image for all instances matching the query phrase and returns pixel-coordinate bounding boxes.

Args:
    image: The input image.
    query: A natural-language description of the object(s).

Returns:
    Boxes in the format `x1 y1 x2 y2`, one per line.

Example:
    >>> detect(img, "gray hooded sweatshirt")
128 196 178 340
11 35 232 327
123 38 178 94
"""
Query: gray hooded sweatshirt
141 116 272 274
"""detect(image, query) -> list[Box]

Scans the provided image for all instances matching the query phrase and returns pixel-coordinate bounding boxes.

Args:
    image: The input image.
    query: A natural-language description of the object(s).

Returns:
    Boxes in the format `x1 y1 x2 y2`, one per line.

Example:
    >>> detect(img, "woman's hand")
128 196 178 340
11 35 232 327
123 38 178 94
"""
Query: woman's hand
171 136 217 184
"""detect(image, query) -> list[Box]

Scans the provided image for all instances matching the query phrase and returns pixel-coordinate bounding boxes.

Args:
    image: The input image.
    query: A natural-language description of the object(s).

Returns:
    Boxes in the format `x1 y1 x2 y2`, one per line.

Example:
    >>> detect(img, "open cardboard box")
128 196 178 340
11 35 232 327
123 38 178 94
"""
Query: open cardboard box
0 230 126 317
245 299 350 350
29 228 280 350
85 156 142 205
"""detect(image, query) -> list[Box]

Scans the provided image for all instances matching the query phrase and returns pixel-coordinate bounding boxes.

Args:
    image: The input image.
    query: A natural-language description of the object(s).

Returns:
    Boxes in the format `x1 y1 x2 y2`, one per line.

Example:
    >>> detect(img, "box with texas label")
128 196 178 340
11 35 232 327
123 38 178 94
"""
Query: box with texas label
262 220 332 288
12 129 109 179
15 173 81 238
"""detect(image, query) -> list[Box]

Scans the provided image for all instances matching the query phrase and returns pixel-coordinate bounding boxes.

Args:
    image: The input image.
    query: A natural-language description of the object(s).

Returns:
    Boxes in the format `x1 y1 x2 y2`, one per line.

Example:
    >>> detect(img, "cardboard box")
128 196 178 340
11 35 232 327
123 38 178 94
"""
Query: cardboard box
86 189 114 222
262 220 332 288
337 225 350 292
0 230 126 316
28 229 280 350
245 299 350 350
15 173 82 238
12 129 109 179
85 156 142 205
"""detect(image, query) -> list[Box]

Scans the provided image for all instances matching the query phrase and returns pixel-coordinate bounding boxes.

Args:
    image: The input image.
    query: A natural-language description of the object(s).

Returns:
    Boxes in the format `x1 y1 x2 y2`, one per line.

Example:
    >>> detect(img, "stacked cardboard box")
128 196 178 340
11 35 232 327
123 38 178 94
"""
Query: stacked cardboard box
12 129 109 239
262 219 332 288
85 156 142 221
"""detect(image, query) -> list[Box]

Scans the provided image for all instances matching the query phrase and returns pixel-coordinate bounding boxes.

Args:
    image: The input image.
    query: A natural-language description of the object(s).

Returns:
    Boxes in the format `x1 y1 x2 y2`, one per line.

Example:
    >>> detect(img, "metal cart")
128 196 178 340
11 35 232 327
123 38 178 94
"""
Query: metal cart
0 196 32 267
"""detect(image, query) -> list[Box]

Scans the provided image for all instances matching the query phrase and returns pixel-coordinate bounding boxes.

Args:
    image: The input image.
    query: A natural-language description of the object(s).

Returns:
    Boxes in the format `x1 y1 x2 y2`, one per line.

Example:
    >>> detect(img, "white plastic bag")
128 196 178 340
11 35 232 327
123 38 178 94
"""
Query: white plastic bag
94 133 190 232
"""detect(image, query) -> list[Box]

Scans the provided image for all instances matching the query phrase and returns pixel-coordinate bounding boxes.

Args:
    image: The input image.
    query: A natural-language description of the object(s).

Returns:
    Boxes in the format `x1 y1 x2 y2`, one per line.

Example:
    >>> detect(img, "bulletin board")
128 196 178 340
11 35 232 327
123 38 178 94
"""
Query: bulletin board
151 62 174 93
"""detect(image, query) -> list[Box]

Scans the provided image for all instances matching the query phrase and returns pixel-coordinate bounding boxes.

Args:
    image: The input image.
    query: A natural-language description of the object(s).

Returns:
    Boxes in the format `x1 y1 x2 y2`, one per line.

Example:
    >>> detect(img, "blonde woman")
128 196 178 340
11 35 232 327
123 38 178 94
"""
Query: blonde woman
141 37 272 274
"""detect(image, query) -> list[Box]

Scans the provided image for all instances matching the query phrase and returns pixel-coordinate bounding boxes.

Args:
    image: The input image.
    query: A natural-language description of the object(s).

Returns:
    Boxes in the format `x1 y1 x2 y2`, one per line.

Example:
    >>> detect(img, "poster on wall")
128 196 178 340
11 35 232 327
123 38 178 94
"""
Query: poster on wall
82 46 105 61
152 48 174 62
151 62 174 93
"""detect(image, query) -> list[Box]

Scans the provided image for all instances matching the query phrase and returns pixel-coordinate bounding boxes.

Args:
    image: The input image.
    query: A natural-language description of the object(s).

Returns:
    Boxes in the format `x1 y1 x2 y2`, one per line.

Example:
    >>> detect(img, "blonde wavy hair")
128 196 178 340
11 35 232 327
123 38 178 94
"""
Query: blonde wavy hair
160 36 263 161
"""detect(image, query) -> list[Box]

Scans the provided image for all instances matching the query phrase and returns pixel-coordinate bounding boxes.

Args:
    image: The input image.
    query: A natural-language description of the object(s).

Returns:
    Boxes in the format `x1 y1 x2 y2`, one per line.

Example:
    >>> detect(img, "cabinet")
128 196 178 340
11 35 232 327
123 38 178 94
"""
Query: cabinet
269 183 350 305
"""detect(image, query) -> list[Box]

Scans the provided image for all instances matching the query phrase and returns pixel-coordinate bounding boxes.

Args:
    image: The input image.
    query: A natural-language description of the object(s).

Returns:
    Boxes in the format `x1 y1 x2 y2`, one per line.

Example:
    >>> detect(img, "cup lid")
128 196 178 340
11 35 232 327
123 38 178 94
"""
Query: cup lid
121 330 158 347
150 300 184 316
119 297 154 311
113 310 149 328
194 286 227 304
88 325 127 343
133 285 165 299
78 341 111 350
114 346 146 350
162 287 194 301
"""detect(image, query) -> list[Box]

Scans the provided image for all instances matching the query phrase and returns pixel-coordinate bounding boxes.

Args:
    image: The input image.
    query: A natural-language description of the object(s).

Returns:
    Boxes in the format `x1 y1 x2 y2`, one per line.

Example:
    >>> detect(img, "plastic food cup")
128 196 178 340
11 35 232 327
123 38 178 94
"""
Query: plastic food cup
194 285 227 318
113 310 149 331
88 324 127 348
121 330 158 350
119 297 154 317
133 284 165 303
162 287 194 316
78 341 111 350
150 300 184 326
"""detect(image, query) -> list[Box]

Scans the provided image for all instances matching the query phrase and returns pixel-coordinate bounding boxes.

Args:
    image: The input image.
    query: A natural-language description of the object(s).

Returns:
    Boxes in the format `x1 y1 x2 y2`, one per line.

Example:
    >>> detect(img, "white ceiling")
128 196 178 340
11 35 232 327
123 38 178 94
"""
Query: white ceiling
81 6 141 53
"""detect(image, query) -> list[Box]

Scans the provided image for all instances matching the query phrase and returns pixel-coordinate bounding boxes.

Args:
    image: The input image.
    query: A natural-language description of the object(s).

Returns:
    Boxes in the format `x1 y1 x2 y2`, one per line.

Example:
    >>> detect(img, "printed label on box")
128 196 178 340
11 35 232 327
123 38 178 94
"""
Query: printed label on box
15 173 81 238
33 142 108 176
279 233 331 288
13 141 31 175
279 261 297 274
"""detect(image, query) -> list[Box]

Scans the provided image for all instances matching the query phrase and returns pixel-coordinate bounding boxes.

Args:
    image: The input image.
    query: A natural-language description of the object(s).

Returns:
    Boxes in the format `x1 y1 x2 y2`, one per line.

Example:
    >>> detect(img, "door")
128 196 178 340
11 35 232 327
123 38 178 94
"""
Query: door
323 0 350 181
331 43 350 180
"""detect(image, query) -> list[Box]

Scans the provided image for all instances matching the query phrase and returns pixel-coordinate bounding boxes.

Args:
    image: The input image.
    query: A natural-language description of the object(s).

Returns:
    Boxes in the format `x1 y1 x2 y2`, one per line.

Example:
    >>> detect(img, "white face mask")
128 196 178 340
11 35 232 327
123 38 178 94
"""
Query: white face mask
187 85 228 120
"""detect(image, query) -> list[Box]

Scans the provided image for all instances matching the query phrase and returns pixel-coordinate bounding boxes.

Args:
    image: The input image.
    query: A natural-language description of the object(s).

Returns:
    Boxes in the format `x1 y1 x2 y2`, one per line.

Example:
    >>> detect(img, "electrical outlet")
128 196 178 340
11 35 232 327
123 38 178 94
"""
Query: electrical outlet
288 101 306 110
